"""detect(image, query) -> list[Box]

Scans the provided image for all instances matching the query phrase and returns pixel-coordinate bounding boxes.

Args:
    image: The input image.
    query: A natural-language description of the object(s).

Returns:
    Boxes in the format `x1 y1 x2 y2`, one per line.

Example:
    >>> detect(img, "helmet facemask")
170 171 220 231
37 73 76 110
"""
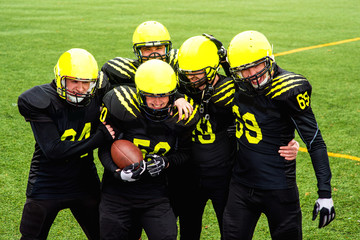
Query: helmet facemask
133 41 172 63
54 48 99 107
58 76 98 107
230 56 273 94
138 90 177 122
178 65 219 95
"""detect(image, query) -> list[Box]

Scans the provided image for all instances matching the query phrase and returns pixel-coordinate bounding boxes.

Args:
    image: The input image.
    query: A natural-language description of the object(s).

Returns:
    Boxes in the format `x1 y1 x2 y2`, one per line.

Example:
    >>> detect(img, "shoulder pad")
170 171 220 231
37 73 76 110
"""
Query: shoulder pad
168 49 178 70
102 85 142 123
211 76 235 107
265 71 312 101
97 71 110 90
18 84 53 121
170 94 200 127
101 57 139 84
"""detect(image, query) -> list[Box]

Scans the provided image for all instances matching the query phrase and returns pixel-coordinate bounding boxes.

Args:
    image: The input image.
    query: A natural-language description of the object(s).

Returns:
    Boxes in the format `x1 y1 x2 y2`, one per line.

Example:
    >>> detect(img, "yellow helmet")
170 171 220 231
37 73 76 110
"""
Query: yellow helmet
132 21 172 63
228 31 274 92
135 59 177 121
54 48 98 106
178 35 220 93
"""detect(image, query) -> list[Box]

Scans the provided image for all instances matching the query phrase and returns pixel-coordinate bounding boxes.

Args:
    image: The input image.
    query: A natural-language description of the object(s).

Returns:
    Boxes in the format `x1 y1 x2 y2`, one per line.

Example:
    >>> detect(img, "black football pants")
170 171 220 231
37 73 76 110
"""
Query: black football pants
99 193 177 240
20 195 100 240
223 181 302 240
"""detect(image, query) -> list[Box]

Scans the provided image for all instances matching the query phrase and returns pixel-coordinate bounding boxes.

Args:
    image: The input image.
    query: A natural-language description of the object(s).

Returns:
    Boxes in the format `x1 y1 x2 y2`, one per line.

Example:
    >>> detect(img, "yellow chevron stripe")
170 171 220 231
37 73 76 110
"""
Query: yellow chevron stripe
274 37 360 57
114 87 138 117
213 82 234 98
299 147 360 162
266 78 305 96
184 104 199 125
108 62 132 78
122 87 140 112
270 84 302 98
214 89 235 104
98 71 104 87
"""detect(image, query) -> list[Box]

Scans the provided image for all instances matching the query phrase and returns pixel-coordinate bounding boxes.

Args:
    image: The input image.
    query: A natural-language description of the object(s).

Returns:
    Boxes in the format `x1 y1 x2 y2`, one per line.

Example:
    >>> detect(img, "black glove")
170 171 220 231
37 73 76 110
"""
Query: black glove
312 198 335 228
145 154 168 177
113 160 146 182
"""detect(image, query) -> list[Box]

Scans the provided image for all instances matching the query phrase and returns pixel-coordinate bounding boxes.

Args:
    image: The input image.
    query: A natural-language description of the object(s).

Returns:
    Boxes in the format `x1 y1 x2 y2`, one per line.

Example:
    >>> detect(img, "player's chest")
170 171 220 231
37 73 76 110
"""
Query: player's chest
121 121 178 155
53 103 101 137
232 94 284 130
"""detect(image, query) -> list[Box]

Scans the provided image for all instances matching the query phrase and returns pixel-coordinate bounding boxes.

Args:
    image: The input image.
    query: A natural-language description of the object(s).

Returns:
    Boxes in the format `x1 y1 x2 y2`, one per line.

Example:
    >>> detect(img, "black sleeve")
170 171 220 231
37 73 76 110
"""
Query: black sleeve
291 108 332 198
98 142 118 172
165 127 193 168
30 120 113 162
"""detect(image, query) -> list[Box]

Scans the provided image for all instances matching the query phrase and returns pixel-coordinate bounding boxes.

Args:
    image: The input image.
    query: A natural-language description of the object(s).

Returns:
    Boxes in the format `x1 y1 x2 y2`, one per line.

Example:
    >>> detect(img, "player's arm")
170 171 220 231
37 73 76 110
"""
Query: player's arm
288 88 335 228
291 108 332 196
18 89 114 162
29 120 114 162
165 126 193 168
98 142 118 173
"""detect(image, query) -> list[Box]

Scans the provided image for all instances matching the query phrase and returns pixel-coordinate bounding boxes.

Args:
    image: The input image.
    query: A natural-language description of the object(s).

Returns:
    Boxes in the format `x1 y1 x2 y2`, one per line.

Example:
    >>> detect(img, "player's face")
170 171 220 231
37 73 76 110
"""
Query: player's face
140 45 166 61
145 96 170 110
239 62 267 88
186 70 207 90
66 78 90 94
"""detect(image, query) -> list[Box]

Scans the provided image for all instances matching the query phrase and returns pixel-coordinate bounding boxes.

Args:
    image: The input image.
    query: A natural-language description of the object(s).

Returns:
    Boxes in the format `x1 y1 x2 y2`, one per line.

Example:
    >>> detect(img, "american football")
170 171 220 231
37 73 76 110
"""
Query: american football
111 139 143 169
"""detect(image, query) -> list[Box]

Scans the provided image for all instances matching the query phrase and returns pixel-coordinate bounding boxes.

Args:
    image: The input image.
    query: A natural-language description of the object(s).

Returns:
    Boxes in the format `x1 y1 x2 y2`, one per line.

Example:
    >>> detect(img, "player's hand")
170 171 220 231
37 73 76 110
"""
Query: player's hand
145 154 168 177
279 139 299 160
312 198 335 228
114 161 146 182
173 98 193 121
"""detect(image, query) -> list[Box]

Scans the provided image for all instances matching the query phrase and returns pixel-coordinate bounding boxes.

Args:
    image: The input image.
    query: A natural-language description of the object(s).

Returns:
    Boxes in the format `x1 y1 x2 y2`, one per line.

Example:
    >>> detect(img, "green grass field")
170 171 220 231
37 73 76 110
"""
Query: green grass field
1 0 359 239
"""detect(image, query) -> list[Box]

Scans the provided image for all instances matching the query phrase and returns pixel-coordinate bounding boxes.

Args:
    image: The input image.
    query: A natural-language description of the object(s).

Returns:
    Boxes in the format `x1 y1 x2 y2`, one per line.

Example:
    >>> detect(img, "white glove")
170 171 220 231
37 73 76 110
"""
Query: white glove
116 161 146 182
312 198 335 228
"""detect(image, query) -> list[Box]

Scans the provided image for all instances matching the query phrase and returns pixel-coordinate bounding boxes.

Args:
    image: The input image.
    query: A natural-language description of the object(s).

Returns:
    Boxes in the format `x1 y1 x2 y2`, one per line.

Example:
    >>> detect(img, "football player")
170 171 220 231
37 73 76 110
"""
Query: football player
223 31 335 239
176 35 300 239
102 20 177 88
17 48 115 240
102 20 192 121
98 59 200 239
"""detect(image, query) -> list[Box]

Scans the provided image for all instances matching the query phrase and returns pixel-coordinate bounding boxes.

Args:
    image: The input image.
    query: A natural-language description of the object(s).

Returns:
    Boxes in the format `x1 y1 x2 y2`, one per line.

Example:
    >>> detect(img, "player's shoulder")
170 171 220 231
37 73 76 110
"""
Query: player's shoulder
101 56 139 83
18 82 58 120
212 75 235 107
168 94 200 127
168 48 178 69
97 71 111 91
265 66 312 101
102 85 142 121
103 56 139 70
18 83 55 110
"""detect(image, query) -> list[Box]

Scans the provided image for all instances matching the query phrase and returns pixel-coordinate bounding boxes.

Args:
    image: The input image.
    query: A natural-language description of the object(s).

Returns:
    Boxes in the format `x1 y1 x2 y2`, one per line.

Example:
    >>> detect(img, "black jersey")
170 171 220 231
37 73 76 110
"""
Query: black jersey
99 85 199 199
17 77 112 199
101 49 179 87
232 65 332 197
188 75 236 177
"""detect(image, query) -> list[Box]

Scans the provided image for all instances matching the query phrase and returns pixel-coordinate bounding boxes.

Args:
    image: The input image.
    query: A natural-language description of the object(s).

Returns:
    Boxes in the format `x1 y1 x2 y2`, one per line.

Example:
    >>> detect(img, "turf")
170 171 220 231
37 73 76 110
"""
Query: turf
1 0 359 239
